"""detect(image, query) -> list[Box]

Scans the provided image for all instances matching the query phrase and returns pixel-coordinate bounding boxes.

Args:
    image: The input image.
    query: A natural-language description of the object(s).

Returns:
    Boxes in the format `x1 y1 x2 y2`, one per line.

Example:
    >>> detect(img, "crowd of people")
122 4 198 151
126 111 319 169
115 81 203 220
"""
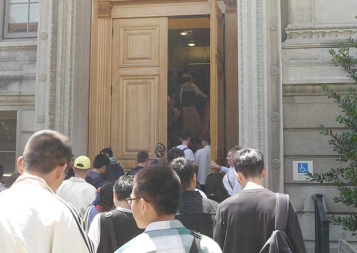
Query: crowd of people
167 68 210 149
0 129 307 253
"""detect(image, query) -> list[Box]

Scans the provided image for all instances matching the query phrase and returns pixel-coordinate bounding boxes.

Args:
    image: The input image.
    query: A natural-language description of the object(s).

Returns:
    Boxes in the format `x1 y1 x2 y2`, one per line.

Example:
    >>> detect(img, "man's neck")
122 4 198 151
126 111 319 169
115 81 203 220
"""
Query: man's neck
181 141 189 146
243 180 265 190
114 200 131 210
92 168 102 175
137 163 146 168
74 174 86 180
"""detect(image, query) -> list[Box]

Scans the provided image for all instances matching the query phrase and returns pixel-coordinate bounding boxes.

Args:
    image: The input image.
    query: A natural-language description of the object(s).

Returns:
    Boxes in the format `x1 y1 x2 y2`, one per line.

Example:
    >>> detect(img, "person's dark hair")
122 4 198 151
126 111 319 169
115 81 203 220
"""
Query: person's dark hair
137 151 149 163
169 157 194 190
234 148 265 178
200 134 210 144
180 131 191 141
183 77 191 83
5 173 21 188
100 148 113 157
93 154 110 169
134 165 181 216
23 130 72 175
0 162 3 179
167 148 184 164
114 176 134 201
155 143 166 159
100 182 114 211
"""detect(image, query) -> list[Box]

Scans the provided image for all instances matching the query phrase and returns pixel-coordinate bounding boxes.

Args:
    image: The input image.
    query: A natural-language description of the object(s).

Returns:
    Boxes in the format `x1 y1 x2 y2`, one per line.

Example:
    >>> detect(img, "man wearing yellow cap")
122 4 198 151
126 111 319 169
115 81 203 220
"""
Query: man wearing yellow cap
57 156 97 218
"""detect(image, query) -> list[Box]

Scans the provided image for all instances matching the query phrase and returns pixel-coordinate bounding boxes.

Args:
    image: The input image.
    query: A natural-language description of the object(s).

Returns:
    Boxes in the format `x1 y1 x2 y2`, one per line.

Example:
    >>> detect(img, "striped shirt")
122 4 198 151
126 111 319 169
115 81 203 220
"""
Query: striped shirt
0 174 94 253
115 220 222 253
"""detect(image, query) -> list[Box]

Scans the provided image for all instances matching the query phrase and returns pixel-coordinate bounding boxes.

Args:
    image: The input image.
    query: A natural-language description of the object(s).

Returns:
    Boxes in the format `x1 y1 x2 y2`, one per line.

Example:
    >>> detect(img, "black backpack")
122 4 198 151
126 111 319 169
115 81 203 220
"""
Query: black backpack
205 173 229 203
259 193 293 253
103 161 124 183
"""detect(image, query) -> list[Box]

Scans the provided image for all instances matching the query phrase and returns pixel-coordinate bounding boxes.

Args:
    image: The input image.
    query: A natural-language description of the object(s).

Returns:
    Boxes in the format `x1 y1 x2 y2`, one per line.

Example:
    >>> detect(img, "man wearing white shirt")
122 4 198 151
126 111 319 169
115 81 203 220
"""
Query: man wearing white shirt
194 134 211 192
57 156 96 218
0 130 93 253
176 131 195 162
211 146 242 196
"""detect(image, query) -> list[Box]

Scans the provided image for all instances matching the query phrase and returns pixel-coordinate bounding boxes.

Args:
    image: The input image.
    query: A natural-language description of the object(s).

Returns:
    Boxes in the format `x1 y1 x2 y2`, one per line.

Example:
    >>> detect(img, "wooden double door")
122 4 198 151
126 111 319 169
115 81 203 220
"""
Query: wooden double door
90 0 226 168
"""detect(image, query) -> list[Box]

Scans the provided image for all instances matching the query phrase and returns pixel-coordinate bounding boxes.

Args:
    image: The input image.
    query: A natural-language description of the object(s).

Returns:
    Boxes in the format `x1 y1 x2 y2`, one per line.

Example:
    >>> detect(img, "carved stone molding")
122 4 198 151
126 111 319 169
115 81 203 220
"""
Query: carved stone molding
238 0 283 191
0 45 37 52
238 0 267 153
283 83 352 96
98 2 113 18
36 0 91 155
285 24 357 42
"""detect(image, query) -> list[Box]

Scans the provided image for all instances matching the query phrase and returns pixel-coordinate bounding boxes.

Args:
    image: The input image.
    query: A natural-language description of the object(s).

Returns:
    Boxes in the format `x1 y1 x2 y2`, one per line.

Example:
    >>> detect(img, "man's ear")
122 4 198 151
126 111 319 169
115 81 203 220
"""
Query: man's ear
235 170 243 183
192 173 197 185
17 156 24 174
56 163 68 180
261 167 267 180
140 198 149 214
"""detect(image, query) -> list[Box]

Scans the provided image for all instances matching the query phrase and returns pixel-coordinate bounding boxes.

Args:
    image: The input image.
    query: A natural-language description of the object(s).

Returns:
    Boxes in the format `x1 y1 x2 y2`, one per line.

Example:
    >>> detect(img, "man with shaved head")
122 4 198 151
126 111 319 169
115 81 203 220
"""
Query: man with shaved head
0 130 94 253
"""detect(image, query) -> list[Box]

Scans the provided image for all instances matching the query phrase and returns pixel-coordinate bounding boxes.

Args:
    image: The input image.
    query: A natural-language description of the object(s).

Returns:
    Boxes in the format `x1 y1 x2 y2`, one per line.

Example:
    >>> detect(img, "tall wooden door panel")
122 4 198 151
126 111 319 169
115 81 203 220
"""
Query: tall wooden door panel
210 0 225 164
111 18 168 168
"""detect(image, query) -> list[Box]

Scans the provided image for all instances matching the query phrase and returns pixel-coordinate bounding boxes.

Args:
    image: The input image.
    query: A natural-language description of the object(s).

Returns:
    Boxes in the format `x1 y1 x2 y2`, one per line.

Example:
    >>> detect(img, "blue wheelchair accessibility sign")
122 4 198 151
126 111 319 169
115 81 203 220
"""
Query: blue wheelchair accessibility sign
298 163 308 174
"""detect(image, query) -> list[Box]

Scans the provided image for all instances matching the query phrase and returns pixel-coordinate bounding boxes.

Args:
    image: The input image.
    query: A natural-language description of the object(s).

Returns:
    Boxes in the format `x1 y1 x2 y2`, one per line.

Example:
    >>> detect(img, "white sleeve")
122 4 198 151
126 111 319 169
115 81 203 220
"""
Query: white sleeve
185 149 195 162
194 151 200 166
88 214 101 253
218 166 229 174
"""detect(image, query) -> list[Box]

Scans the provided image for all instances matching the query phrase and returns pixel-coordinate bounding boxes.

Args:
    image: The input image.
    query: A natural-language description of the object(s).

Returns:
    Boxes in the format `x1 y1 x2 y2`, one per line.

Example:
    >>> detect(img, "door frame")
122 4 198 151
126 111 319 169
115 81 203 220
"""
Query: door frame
89 0 226 161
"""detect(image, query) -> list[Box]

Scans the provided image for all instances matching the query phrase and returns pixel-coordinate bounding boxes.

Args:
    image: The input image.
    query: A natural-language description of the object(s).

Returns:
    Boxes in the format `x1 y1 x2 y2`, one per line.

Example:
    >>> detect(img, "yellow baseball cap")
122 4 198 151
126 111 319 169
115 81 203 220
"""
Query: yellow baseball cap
74 156 91 170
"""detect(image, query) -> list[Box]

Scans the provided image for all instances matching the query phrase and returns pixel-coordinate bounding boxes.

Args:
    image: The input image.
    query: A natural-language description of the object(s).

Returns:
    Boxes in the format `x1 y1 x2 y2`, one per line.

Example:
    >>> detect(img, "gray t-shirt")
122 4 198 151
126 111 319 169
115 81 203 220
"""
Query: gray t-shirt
213 188 306 253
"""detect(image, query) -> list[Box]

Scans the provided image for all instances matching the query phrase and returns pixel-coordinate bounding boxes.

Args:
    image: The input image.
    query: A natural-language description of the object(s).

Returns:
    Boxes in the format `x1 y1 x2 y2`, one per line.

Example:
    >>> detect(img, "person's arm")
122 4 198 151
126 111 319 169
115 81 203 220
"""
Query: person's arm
193 84 208 99
88 214 101 253
186 149 195 162
286 201 307 253
194 150 200 167
210 161 229 174
213 206 226 250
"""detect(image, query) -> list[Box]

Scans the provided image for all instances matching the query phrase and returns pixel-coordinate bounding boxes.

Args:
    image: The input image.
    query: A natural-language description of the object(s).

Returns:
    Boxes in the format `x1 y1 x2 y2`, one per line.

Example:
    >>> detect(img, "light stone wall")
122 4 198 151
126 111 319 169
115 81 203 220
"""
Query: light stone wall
0 41 37 172
282 0 357 251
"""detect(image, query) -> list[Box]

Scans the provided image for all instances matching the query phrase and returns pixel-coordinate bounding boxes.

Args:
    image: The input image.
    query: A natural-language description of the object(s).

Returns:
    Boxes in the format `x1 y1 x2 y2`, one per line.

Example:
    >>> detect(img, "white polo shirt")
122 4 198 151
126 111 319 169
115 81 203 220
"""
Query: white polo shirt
57 177 96 218
194 145 211 185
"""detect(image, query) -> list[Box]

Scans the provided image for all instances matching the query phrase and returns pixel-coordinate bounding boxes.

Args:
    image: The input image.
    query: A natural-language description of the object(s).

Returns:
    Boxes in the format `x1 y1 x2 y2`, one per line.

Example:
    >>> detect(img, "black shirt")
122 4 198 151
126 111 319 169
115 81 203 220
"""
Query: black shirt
176 190 219 238
213 188 306 253
126 166 144 176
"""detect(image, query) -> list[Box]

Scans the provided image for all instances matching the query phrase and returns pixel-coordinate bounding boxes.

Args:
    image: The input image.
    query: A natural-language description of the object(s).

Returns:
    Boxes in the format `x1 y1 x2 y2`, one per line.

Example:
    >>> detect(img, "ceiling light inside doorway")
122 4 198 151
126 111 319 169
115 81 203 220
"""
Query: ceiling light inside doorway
180 31 188 36
188 41 196 47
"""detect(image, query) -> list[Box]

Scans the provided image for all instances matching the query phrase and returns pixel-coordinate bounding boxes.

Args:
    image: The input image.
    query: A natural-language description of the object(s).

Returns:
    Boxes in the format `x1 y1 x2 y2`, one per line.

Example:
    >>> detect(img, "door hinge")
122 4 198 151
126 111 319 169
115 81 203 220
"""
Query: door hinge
111 85 113 95
112 28 114 36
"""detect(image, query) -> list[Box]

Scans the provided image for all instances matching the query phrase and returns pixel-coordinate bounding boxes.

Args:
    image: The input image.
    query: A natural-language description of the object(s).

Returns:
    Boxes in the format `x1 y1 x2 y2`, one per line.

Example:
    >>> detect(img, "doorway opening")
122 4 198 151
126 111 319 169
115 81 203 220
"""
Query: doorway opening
167 17 211 152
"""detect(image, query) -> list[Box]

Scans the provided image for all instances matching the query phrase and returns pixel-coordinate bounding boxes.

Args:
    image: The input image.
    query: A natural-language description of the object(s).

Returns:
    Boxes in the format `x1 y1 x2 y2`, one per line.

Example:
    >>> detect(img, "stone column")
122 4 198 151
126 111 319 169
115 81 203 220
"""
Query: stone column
35 0 92 156
237 0 283 191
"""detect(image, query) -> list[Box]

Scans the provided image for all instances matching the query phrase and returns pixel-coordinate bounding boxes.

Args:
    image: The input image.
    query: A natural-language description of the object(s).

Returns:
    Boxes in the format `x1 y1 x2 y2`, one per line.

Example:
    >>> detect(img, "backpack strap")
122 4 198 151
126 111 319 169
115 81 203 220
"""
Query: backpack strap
104 211 118 251
275 193 289 231
189 230 202 253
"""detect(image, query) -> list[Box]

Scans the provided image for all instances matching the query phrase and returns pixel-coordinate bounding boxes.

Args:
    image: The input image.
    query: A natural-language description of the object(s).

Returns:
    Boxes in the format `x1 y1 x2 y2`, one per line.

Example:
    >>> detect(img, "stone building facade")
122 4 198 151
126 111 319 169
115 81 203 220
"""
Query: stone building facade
0 0 356 251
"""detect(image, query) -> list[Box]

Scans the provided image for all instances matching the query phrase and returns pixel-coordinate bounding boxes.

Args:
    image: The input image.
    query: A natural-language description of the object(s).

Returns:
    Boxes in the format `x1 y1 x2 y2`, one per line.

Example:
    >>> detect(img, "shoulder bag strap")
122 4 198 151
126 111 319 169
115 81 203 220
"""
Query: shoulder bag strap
275 193 289 231
227 172 234 191
189 230 202 253
105 211 119 251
